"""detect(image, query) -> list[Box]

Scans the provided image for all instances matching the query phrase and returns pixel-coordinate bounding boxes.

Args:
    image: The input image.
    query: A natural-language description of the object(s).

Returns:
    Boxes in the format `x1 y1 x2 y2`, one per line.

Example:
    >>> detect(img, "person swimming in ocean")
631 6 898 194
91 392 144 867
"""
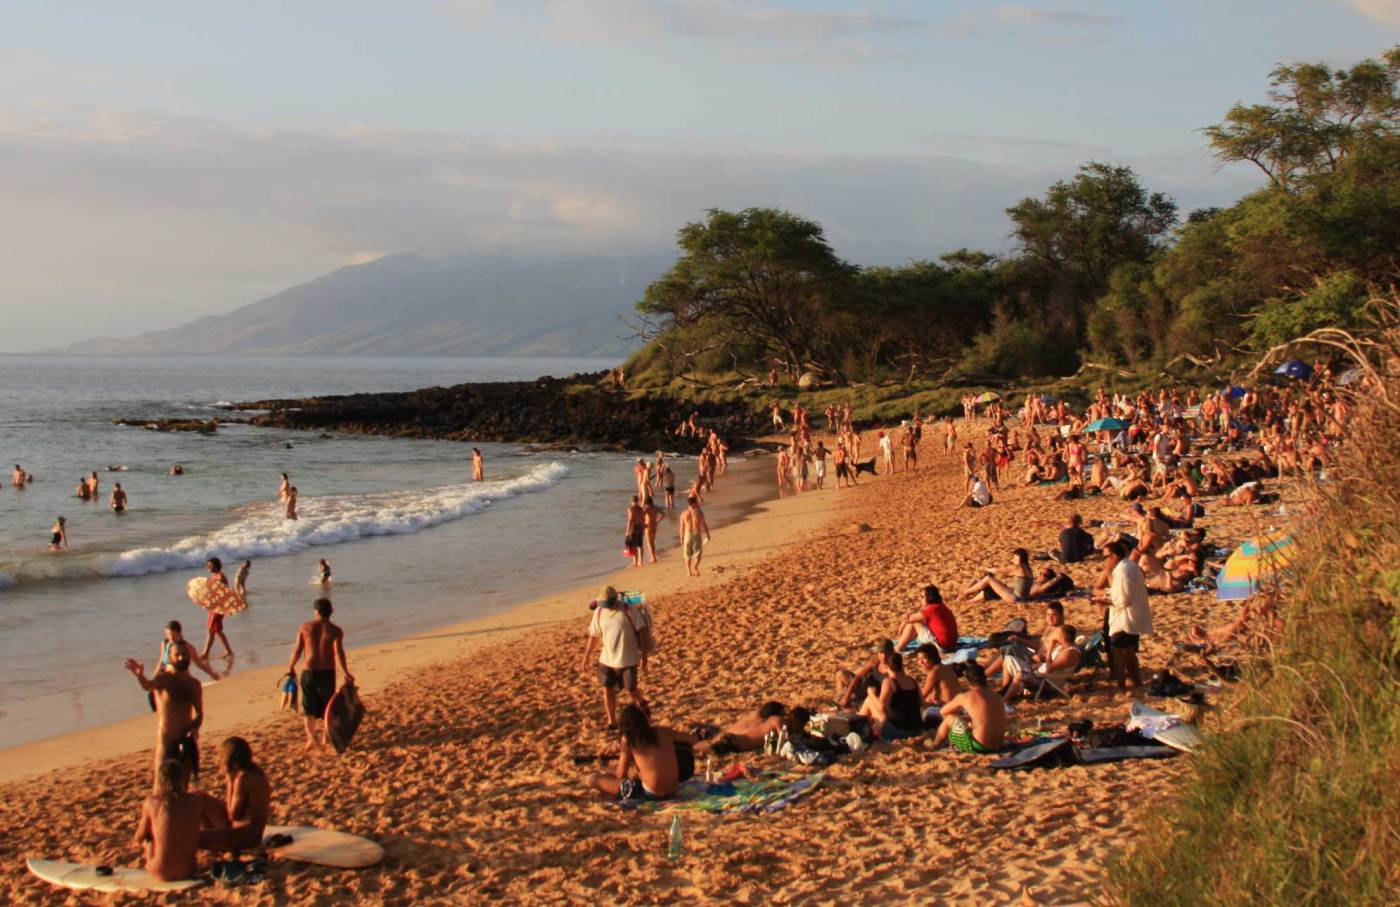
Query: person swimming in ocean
235 560 251 598
315 558 332 585
278 473 290 502
110 482 127 513
12 464 28 487
49 516 68 551
170 464 184 476
285 487 298 520
76 477 92 500
88 470 100 499
472 448 484 482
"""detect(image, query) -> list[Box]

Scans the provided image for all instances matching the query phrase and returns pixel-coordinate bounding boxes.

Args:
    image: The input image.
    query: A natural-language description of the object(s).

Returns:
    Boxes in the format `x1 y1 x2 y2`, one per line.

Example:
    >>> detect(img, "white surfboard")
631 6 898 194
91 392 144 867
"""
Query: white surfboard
1130 702 1204 753
263 825 383 869
26 858 204 893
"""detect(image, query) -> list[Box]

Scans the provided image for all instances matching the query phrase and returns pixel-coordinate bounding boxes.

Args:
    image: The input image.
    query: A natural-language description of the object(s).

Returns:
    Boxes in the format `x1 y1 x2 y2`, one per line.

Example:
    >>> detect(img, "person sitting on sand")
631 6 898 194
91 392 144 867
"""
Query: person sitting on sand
835 638 895 710
1027 565 1075 599
915 644 962 715
287 598 353 752
959 473 993 508
694 701 805 756
581 586 650 729
125 649 204 789
195 737 272 853
132 759 201 883
893 584 958 652
1057 513 1097 564
930 664 1007 753
858 651 925 742
961 548 1032 603
982 601 1070 695
588 705 695 801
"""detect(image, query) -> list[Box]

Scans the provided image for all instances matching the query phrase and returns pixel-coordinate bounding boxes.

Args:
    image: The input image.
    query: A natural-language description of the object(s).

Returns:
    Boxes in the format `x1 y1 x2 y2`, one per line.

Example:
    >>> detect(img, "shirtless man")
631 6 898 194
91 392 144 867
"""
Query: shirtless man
633 459 650 500
641 495 665 564
132 760 201 883
660 465 676 510
472 448 484 482
588 705 696 802
286 598 352 751
124 649 204 789
88 470 100 499
931 664 1007 753
11 464 26 487
285 487 298 520
678 496 711 577
915 645 962 710
693 702 805 756
110 482 128 513
195 737 272 853
961 443 978 492
76 477 92 500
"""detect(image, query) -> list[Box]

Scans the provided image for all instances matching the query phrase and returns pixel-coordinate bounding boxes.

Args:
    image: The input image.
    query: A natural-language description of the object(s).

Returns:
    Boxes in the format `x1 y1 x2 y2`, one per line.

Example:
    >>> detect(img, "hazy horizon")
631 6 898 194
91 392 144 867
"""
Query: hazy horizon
2 0 1397 352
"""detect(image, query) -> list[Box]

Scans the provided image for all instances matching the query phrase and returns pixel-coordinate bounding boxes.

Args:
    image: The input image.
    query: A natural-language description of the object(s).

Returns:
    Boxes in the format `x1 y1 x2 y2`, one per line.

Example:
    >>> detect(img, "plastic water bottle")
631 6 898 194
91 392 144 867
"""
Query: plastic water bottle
668 815 682 860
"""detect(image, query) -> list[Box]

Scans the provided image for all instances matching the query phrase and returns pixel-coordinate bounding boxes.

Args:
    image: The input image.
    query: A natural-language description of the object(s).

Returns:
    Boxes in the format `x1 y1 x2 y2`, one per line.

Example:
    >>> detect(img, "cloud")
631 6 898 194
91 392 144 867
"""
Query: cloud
934 3 1123 41
542 0 919 42
0 102 1258 351
1340 0 1400 25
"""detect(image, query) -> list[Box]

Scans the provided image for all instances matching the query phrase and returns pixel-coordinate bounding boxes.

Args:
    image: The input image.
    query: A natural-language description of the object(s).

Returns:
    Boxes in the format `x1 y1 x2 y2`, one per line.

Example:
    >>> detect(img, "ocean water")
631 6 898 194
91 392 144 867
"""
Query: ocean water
0 355 753 746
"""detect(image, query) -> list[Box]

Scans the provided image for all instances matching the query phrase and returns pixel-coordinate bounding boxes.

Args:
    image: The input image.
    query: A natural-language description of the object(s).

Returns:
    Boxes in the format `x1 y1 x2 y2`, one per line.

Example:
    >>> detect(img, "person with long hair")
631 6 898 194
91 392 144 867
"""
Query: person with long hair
960 548 1032 603
196 737 272 853
131 759 200 882
587 705 695 801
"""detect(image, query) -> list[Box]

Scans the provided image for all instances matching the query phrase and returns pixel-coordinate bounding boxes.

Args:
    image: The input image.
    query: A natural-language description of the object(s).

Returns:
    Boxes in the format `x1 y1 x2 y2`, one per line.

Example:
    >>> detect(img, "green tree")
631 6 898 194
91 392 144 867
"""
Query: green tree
637 208 856 381
1204 46 1400 191
1005 162 1178 340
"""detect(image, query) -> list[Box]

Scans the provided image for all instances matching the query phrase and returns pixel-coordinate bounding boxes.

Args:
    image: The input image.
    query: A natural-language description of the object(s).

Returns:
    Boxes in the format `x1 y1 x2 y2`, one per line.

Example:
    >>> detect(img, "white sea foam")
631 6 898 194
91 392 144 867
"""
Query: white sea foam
0 462 568 587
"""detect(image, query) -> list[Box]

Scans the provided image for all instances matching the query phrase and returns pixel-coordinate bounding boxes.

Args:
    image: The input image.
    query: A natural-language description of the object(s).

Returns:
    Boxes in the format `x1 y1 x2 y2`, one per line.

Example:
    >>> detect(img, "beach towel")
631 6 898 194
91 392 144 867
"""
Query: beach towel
617 770 824 815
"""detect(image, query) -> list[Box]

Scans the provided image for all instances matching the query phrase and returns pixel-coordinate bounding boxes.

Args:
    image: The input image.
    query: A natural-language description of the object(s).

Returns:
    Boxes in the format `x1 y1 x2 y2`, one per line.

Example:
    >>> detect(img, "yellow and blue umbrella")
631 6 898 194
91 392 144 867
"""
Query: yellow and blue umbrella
1216 531 1297 600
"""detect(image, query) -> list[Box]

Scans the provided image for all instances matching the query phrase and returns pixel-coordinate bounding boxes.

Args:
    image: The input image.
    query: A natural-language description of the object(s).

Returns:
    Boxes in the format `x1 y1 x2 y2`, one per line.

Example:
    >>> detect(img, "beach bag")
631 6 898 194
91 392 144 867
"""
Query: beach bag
623 604 657 656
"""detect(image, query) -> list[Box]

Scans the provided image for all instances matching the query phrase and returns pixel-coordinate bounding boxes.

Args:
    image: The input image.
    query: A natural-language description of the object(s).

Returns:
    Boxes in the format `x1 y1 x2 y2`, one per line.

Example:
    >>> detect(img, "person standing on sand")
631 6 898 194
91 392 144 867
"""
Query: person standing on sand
624 495 645 567
776 447 791 497
154 620 220 683
132 760 201 883
1095 540 1153 695
879 430 895 474
813 440 828 489
661 464 676 510
581 587 649 729
678 495 711 577
633 459 650 500
286 598 352 752
195 736 272 853
285 487 298 520
201 557 235 660
472 448 484 482
110 482 128 513
642 495 665 564
234 560 251 598
124 648 204 788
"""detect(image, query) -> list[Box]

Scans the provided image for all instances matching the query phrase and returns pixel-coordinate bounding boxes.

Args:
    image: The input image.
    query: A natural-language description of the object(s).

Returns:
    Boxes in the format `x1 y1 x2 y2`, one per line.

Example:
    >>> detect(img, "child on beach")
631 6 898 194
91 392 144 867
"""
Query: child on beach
279 672 298 711
315 558 332 585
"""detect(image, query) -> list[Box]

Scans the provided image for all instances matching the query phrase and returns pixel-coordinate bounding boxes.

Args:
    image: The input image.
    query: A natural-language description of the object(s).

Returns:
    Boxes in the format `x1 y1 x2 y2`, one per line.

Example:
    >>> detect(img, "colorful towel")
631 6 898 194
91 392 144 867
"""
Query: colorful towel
618 771 824 815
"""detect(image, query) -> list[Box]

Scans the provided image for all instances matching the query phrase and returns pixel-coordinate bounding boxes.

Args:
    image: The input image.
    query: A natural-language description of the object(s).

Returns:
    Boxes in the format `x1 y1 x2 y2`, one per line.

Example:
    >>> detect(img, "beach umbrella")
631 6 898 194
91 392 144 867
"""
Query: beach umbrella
974 391 1000 404
1084 417 1130 432
1223 385 1247 398
1274 360 1313 380
1216 531 1298 601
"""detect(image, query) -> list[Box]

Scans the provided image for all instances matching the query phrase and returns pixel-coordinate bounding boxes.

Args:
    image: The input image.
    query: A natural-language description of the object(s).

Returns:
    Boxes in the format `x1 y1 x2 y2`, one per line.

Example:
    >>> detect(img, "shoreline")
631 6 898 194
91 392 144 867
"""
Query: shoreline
0 452 833 784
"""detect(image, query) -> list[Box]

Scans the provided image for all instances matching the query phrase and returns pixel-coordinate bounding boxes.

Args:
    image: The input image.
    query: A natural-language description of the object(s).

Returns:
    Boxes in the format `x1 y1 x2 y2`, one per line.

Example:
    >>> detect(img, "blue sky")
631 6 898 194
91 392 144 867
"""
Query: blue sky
1 1 1396 350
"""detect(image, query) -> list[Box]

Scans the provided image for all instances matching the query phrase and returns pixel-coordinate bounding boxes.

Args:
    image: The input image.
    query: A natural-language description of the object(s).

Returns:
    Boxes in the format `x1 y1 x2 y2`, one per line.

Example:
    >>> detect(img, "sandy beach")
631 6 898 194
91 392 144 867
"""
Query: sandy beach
0 429 1291 904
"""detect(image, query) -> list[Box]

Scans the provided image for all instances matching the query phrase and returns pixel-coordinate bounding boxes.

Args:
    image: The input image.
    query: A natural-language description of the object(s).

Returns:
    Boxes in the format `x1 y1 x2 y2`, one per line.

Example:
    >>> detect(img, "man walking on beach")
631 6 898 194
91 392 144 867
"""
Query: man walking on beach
201 557 235 660
581 587 650 729
124 648 204 789
625 495 645 567
678 495 711 577
286 598 353 752
642 495 665 564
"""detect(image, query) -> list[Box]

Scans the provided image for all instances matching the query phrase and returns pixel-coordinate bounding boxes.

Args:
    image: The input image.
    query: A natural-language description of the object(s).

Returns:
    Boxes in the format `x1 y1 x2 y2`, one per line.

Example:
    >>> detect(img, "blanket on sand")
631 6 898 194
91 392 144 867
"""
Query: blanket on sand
618 771 825 815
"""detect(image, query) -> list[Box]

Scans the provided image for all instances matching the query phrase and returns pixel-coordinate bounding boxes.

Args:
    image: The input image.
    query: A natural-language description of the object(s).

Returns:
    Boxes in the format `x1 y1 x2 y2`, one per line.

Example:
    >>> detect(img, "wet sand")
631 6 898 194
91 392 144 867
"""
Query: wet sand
0 428 1289 904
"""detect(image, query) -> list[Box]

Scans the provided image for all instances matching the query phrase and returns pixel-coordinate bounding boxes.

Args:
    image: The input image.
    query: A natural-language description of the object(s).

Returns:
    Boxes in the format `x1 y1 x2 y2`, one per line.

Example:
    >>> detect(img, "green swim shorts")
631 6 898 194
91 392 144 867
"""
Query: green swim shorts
948 717 993 754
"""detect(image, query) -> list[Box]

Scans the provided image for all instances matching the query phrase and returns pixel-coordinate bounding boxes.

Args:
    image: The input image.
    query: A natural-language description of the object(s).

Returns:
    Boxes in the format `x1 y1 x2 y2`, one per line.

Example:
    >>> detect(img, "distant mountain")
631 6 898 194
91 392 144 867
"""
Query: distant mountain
63 253 672 358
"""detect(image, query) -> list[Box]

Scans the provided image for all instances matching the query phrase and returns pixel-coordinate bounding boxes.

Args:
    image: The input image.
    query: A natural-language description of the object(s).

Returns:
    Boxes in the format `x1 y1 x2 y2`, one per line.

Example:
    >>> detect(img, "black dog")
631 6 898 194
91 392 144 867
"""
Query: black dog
853 458 878 476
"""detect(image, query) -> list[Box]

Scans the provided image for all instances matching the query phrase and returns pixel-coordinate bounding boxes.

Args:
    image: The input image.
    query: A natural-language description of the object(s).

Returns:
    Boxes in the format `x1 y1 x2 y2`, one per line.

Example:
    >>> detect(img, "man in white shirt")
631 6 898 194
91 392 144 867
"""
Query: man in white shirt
580 586 650 728
879 431 895 474
1095 540 1152 693
959 474 993 508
